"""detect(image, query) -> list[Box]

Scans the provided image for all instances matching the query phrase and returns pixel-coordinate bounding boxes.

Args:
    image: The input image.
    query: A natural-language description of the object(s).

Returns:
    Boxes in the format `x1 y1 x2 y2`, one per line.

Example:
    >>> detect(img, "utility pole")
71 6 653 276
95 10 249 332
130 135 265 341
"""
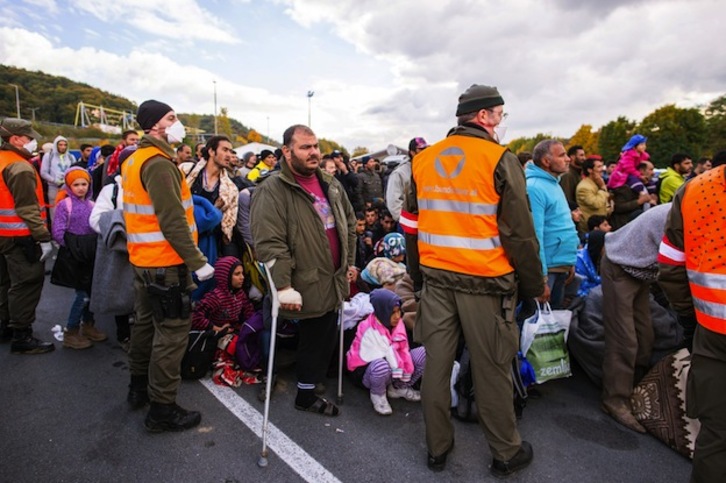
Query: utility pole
213 80 218 135
28 107 39 123
9 84 20 118
307 91 314 127
266 116 270 141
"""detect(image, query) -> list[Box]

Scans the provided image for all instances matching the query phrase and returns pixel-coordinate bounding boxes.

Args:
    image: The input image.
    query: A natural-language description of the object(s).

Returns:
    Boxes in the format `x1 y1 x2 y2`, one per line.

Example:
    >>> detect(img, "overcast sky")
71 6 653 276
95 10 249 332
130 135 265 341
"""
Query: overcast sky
1 0 724 152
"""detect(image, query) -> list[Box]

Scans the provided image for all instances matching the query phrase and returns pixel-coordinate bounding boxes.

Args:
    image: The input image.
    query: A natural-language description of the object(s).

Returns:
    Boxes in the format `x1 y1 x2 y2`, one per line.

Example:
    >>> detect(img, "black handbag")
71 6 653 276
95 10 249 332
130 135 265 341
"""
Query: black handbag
50 245 78 288
180 330 218 380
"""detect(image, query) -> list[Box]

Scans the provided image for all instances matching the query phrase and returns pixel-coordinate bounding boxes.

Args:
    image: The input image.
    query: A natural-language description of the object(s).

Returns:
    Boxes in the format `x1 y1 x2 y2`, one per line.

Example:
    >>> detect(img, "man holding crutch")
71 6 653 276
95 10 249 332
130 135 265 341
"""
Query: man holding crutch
251 124 356 416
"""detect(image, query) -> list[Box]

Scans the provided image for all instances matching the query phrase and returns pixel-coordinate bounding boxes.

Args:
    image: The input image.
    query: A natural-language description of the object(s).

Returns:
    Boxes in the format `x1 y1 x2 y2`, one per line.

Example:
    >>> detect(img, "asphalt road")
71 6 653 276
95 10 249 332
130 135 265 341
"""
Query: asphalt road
0 276 692 482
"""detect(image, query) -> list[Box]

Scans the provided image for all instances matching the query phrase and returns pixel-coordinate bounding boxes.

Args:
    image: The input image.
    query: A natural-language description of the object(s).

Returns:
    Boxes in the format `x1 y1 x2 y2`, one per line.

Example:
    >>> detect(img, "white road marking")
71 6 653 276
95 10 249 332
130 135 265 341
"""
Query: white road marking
200 379 341 483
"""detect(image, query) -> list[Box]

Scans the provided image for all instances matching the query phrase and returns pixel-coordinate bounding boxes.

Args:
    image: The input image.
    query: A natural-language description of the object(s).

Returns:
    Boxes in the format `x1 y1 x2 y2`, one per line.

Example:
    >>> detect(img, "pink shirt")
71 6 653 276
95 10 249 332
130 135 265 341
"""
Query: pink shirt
294 172 341 270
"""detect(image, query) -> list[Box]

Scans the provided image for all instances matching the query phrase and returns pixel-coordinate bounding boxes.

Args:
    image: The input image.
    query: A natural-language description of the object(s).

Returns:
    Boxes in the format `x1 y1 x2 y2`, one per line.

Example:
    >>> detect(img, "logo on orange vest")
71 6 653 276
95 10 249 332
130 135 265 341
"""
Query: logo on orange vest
434 147 465 179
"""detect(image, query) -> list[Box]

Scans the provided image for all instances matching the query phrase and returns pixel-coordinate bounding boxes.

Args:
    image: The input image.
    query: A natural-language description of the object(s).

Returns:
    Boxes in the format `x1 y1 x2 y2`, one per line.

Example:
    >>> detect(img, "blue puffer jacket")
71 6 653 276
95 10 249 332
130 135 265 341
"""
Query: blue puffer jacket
525 163 579 275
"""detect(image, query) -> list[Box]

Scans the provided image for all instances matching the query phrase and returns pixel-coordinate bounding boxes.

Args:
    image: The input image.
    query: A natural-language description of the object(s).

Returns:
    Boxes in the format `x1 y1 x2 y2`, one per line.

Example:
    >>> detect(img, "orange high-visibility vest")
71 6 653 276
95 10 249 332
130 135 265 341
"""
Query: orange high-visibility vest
682 165 726 334
122 145 197 267
0 150 47 237
412 135 514 277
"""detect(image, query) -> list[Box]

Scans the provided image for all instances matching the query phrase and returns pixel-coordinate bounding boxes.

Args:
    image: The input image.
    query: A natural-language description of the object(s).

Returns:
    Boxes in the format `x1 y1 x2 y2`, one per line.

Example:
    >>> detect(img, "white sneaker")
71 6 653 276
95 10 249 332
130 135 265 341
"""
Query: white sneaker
370 393 392 415
387 384 421 402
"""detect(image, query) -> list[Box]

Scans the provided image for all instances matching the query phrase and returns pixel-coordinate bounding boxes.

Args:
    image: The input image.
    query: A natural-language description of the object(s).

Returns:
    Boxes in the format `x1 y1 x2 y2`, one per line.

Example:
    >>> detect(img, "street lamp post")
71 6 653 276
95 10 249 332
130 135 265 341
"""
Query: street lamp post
28 107 39 123
266 116 270 141
9 84 20 118
307 91 314 127
213 80 218 135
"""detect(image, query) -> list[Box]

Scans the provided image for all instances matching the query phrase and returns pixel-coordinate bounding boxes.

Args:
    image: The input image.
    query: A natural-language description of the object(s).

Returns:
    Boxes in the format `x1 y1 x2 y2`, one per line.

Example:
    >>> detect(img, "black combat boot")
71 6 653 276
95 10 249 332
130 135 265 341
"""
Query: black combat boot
144 402 201 433
127 375 150 410
10 328 54 354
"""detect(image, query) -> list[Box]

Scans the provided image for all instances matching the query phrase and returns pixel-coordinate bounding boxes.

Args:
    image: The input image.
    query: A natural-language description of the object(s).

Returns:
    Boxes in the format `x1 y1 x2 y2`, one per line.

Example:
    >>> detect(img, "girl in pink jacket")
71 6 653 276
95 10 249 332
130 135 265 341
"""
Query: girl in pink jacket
607 134 649 190
347 289 426 415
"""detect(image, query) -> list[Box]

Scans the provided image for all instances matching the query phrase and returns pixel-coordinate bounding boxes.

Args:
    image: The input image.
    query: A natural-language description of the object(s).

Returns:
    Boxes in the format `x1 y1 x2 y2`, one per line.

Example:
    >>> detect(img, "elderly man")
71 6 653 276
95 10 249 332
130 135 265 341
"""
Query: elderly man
403 85 544 478
0 118 54 354
251 124 356 417
526 140 580 309
122 99 214 432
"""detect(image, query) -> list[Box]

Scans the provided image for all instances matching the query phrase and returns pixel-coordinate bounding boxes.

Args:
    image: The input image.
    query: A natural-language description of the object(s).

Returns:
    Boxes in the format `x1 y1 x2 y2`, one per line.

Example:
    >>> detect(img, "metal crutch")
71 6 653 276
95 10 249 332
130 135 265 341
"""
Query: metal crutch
336 302 345 405
257 261 279 468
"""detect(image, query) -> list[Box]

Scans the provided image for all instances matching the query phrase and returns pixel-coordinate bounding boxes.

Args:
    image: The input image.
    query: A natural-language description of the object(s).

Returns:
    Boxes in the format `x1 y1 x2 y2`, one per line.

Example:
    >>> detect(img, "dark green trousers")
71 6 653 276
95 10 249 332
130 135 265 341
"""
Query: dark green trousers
128 266 193 404
0 238 45 329
415 282 521 461
689 325 726 483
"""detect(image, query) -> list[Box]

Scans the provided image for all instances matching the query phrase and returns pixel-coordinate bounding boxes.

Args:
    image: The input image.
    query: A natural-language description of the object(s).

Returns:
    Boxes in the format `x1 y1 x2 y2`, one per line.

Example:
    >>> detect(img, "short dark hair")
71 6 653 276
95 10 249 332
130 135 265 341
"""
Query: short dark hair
355 211 365 221
588 215 607 232
282 124 314 148
637 161 651 171
381 209 393 220
712 150 726 168
79 143 92 151
670 153 691 168
176 144 190 153
582 157 601 176
567 145 584 157
205 136 231 158
100 145 115 157
517 152 532 167
364 206 377 215
696 157 712 167
122 130 137 140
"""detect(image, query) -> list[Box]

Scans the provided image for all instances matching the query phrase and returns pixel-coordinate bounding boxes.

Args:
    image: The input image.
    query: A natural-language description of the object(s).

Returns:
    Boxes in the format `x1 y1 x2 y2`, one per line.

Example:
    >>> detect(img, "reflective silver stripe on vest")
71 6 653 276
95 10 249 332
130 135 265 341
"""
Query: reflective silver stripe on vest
0 221 28 230
182 198 193 210
693 296 726 320
128 232 167 243
128 223 196 243
124 202 156 215
419 198 497 215
0 208 17 216
688 269 726 291
419 231 501 250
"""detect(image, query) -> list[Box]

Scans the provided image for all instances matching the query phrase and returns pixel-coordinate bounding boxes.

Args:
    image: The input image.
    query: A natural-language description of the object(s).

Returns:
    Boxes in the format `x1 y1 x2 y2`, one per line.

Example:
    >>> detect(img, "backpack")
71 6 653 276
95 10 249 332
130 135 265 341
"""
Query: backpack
451 346 528 423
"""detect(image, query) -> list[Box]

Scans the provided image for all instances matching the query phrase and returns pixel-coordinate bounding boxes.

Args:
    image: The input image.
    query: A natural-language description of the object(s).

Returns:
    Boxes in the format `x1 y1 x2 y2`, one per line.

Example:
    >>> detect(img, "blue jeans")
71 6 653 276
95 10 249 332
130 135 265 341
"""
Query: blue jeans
67 290 92 329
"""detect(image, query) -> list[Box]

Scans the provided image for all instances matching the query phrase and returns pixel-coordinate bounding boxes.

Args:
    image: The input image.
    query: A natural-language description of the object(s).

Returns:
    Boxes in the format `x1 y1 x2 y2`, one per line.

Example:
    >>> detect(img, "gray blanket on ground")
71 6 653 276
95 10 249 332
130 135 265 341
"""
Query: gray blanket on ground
567 285 684 386
89 210 135 316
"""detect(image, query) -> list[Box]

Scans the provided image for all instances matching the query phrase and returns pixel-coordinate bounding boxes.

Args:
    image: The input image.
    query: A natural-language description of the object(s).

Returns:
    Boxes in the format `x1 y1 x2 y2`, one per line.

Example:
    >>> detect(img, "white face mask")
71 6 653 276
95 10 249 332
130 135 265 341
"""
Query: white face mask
165 120 186 144
494 125 507 144
23 139 38 154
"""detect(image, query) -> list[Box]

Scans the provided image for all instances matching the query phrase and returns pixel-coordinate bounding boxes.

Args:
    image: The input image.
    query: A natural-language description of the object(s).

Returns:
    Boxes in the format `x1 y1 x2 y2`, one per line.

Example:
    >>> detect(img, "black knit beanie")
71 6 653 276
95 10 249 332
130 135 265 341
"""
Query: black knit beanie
137 100 173 131
456 85 504 116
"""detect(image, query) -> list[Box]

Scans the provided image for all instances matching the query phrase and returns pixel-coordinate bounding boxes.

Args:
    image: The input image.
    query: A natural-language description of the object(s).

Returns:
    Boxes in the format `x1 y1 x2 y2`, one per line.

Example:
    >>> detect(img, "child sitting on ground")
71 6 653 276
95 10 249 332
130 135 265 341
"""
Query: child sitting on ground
191 256 262 386
346 289 426 415
52 167 106 349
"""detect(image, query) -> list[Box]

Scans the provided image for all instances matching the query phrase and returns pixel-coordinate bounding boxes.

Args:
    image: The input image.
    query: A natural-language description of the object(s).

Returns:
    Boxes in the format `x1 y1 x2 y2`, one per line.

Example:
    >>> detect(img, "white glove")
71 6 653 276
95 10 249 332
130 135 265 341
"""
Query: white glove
39 242 53 262
278 287 303 306
194 263 215 281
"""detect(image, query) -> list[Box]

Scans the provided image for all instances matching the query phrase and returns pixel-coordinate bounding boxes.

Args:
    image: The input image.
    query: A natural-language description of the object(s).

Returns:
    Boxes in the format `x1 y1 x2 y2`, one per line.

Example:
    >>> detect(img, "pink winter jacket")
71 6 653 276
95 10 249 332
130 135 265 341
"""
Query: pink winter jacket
346 313 414 380
607 149 650 189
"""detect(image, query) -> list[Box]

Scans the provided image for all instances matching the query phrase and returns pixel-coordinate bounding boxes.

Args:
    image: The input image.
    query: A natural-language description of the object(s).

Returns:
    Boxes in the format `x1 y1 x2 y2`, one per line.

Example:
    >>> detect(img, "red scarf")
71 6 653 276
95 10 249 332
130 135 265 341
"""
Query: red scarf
106 143 125 176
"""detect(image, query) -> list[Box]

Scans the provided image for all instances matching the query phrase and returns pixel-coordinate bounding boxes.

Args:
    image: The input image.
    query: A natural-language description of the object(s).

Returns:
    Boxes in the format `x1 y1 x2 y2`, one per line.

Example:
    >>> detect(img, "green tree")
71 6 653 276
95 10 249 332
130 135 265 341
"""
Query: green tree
637 105 707 168
218 107 233 138
705 94 726 155
598 116 636 163
318 138 347 156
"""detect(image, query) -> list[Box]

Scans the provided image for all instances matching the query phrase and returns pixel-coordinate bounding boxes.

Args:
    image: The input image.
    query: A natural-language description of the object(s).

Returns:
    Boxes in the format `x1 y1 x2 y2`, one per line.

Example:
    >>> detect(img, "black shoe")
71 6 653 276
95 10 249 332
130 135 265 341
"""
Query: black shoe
144 402 201 433
490 441 533 479
0 320 12 342
10 328 54 354
127 375 149 410
427 440 454 472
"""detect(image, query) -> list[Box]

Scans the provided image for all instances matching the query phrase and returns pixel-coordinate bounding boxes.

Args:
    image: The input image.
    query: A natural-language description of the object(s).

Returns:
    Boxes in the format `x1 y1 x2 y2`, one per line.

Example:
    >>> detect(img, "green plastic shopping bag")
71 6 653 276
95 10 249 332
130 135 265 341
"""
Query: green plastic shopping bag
520 302 573 384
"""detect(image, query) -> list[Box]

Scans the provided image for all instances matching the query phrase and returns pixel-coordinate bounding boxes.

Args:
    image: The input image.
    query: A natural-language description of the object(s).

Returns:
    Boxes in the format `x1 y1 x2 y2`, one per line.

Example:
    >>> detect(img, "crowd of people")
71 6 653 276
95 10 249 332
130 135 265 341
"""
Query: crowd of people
0 82 724 481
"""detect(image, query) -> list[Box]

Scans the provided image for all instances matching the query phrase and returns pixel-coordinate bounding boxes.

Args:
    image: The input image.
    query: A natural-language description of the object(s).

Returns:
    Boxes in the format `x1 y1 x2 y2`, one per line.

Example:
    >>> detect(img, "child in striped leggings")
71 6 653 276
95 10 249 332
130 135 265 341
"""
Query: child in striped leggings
346 289 426 415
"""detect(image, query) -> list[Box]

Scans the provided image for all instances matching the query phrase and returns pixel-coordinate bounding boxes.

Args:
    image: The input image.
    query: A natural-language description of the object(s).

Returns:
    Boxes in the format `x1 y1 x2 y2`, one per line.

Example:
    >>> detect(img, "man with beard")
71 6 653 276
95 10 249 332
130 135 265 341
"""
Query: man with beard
559 145 586 208
182 136 239 249
251 124 356 417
